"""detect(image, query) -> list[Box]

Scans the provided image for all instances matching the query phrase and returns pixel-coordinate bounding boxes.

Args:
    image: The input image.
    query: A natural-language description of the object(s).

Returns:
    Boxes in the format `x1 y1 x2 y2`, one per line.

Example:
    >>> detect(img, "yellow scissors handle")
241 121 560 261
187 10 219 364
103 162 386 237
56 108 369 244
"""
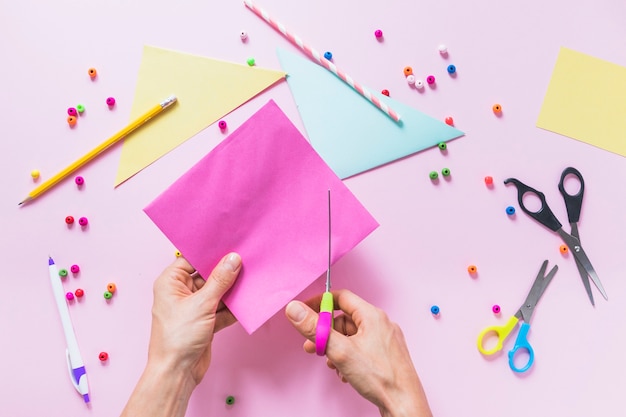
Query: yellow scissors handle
477 316 519 355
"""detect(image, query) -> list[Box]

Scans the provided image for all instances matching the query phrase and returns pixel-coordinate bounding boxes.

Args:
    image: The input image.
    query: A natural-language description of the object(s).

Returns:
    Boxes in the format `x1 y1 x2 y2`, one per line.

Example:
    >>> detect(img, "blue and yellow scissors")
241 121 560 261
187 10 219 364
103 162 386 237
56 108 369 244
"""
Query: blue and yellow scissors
504 167 607 305
477 260 558 373
316 189 333 356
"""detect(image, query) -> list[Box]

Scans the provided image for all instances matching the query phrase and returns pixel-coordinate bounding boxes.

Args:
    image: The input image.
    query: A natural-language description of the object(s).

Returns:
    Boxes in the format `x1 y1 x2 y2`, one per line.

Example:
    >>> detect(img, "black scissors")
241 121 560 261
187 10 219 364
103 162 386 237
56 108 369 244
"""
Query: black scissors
504 167 607 305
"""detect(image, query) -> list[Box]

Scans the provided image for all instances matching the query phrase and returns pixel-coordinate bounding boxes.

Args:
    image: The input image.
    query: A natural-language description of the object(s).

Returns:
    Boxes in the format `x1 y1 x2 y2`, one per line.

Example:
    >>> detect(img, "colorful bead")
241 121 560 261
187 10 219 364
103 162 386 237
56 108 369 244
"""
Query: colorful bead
441 168 451 177
426 75 436 85
75 288 84 298
59 269 69 278
103 291 113 300
76 104 85 113
67 107 78 117
447 64 456 74
106 97 116 107
226 395 235 405
438 44 448 54
240 30 248 41
493 104 502 114
484 176 494 186
218 120 227 130
374 29 383 38
415 80 424 89
403 66 413 76
99 352 109 361
88 68 97 78
381 89 390 96
492 305 501 314
406 75 416 85
430 305 440 316
506 206 516 216
467 265 477 274
78 217 88 226
65 216 75 225
107 283 117 294
559 244 569 254
175 250 182 257
246 57 256 66
429 171 439 180
66 292 75 301
438 142 447 151
67 116 77 126
31 170 40 180
324 51 332 60
445 117 454 126
70 264 80 274
75 176 84 186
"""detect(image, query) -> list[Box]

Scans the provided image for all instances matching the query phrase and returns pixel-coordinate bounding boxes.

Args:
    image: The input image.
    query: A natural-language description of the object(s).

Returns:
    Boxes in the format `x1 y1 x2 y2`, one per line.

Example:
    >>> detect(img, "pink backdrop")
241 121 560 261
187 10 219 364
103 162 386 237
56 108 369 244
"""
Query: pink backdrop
1 0 625 416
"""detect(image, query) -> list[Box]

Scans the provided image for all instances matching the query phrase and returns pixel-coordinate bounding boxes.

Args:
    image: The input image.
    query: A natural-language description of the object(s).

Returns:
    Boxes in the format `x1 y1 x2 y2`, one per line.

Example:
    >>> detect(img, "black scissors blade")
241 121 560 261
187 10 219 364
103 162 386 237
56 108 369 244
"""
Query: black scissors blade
518 260 558 323
569 222 595 306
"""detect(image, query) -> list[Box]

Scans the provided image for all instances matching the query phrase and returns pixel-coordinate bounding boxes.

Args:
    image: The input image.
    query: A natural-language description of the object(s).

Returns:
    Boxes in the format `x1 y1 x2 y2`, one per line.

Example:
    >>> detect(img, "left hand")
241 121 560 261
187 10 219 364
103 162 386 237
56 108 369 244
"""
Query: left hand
147 253 242 386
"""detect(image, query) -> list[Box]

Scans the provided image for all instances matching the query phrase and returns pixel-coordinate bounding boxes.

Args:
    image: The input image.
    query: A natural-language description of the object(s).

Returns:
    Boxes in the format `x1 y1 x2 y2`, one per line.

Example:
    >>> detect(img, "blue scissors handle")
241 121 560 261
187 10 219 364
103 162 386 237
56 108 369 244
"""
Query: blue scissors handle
507 322 535 373
558 167 585 224
504 178 562 232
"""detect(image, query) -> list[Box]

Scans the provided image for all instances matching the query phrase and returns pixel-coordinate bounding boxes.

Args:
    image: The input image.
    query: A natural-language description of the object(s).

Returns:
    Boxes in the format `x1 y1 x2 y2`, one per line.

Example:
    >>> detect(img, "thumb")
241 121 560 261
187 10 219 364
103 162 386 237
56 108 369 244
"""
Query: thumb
199 252 242 309
285 300 318 343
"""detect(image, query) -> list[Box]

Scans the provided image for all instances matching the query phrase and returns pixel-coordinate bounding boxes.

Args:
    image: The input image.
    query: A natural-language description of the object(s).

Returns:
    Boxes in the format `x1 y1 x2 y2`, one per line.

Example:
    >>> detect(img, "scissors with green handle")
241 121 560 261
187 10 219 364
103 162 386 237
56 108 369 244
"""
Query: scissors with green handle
477 260 558 373
316 189 333 356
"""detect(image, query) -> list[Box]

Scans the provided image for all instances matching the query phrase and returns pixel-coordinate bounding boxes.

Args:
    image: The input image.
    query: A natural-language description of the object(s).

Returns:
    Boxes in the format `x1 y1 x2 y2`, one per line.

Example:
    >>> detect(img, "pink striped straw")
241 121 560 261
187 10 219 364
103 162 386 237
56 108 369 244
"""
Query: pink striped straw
244 0 401 123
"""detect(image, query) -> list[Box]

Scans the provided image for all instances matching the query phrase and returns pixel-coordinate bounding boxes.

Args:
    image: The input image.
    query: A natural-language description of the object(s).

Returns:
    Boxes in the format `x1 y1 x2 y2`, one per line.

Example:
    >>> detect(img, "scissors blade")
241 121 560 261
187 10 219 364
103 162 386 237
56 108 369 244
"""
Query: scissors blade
519 260 558 323
569 223 595 306
557 229 608 301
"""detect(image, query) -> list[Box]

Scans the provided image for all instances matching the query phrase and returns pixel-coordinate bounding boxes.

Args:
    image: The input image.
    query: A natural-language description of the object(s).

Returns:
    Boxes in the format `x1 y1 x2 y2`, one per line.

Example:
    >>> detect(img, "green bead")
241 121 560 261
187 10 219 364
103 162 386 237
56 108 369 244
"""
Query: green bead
442 168 451 176
103 291 113 299
226 395 235 405
246 57 255 66
76 104 85 113
438 142 447 151
59 269 68 277
429 171 438 180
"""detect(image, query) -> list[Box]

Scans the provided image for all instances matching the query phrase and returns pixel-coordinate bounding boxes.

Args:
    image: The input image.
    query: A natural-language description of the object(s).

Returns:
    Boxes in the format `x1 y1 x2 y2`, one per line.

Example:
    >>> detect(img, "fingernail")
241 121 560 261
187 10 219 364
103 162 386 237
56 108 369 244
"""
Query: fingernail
286 301 306 322
223 253 241 272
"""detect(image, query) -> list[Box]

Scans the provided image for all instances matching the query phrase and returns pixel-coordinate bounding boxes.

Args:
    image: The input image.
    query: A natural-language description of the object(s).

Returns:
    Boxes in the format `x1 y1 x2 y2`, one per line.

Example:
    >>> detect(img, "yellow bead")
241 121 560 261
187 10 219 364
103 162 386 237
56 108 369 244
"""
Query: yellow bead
175 250 182 257
31 170 40 179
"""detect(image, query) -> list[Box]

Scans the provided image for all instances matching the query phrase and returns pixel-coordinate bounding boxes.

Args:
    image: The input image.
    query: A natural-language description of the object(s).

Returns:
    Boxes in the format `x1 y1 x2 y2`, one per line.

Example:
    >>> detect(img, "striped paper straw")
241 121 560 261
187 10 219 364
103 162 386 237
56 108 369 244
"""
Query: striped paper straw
244 0 401 123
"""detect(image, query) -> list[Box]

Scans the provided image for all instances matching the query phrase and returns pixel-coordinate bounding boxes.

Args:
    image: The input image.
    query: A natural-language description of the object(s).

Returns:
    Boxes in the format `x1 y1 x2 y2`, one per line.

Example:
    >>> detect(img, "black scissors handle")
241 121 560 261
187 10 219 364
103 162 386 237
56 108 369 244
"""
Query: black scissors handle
504 178 562 232
558 167 585 224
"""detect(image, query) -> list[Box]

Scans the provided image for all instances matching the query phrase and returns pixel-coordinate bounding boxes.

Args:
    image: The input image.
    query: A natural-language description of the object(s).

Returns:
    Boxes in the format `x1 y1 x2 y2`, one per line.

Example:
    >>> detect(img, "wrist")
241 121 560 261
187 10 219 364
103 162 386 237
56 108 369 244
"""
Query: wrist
378 386 433 417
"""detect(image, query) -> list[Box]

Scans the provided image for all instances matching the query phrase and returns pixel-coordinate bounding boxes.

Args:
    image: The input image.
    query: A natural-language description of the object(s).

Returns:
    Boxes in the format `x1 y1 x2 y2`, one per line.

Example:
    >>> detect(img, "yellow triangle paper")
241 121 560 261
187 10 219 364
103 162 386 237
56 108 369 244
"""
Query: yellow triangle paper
114 45 286 186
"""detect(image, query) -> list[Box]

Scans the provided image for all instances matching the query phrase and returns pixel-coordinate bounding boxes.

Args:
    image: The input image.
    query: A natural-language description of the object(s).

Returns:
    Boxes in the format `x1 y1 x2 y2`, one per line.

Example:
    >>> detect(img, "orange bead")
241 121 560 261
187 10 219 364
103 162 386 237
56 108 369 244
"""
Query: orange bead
106 282 117 293
88 67 97 78
67 116 77 126
492 104 502 114
403 66 413 76
467 265 477 274
559 244 569 254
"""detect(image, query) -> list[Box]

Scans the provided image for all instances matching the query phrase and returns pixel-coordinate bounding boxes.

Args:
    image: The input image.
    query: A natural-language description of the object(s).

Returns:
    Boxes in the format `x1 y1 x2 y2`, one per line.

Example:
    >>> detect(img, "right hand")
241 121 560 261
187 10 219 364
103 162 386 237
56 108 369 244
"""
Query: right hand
285 289 433 417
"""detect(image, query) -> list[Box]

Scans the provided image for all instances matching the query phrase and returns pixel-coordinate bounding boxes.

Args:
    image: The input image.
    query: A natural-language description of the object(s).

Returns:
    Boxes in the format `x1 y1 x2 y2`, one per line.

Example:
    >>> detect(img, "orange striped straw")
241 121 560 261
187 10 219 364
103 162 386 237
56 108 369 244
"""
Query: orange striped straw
244 0 401 123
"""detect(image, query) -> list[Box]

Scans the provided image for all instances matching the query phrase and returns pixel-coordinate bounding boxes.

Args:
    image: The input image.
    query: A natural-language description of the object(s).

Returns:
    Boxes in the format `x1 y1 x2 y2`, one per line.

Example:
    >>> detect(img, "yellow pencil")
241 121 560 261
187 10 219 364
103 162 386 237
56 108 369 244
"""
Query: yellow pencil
19 95 177 206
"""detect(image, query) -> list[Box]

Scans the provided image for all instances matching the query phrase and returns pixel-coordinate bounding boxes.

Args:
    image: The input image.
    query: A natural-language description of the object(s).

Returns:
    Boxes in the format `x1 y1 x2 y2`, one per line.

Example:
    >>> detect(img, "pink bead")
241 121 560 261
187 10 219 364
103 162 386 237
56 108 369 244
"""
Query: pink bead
426 75 436 85
66 292 75 301
71 264 80 274
75 176 84 186
78 217 88 226
374 29 383 38
67 107 78 117
218 120 227 130
492 305 501 314
106 97 116 107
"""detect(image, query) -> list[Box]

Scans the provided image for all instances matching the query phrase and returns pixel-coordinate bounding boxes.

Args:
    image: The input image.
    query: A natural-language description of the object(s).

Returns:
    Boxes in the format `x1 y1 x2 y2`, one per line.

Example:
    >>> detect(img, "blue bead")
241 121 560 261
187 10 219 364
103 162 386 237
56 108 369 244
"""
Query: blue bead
447 64 456 74
430 305 440 315
324 51 333 60
506 206 516 215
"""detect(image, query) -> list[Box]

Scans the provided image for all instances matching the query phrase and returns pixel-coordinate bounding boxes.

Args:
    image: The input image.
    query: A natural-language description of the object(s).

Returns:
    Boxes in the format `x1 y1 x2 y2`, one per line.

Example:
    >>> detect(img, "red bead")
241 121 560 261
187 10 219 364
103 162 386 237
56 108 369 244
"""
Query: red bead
381 89 390 96
98 352 109 361
65 216 75 224
445 117 454 126
484 176 494 186
75 289 84 298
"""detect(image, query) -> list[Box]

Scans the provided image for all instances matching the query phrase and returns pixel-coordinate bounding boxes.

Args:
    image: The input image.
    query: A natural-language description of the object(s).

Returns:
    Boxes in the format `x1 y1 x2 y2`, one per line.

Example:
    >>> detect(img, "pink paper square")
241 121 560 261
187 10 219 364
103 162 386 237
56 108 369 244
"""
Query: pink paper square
144 100 379 333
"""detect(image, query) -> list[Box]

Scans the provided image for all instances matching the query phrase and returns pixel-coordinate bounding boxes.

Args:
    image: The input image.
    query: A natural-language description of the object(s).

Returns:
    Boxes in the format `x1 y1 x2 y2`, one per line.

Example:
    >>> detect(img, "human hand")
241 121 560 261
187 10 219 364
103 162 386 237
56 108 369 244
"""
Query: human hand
148 253 242 385
285 289 433 417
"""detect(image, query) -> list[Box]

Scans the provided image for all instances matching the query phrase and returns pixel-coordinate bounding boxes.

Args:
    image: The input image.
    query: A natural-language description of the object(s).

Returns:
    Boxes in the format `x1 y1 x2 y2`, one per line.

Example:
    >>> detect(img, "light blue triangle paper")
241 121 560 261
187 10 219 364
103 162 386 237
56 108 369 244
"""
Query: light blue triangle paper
277 48 465 179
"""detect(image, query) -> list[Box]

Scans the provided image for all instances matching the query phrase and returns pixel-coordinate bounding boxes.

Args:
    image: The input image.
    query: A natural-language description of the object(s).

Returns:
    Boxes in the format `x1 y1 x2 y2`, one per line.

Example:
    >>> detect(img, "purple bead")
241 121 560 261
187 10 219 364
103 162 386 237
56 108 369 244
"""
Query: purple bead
67 107 78 116
106 97 116 107
218 120 227 130
374 29 383 38
75 176 84 186
71 264 80 274
66 292 75 301
78 217 88 226
426 75 436 84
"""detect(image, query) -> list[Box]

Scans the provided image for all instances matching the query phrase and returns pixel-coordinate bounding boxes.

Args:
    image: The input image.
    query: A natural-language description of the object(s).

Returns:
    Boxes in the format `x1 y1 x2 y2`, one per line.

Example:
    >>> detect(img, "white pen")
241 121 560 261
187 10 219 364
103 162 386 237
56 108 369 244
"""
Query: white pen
48 257 90 403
